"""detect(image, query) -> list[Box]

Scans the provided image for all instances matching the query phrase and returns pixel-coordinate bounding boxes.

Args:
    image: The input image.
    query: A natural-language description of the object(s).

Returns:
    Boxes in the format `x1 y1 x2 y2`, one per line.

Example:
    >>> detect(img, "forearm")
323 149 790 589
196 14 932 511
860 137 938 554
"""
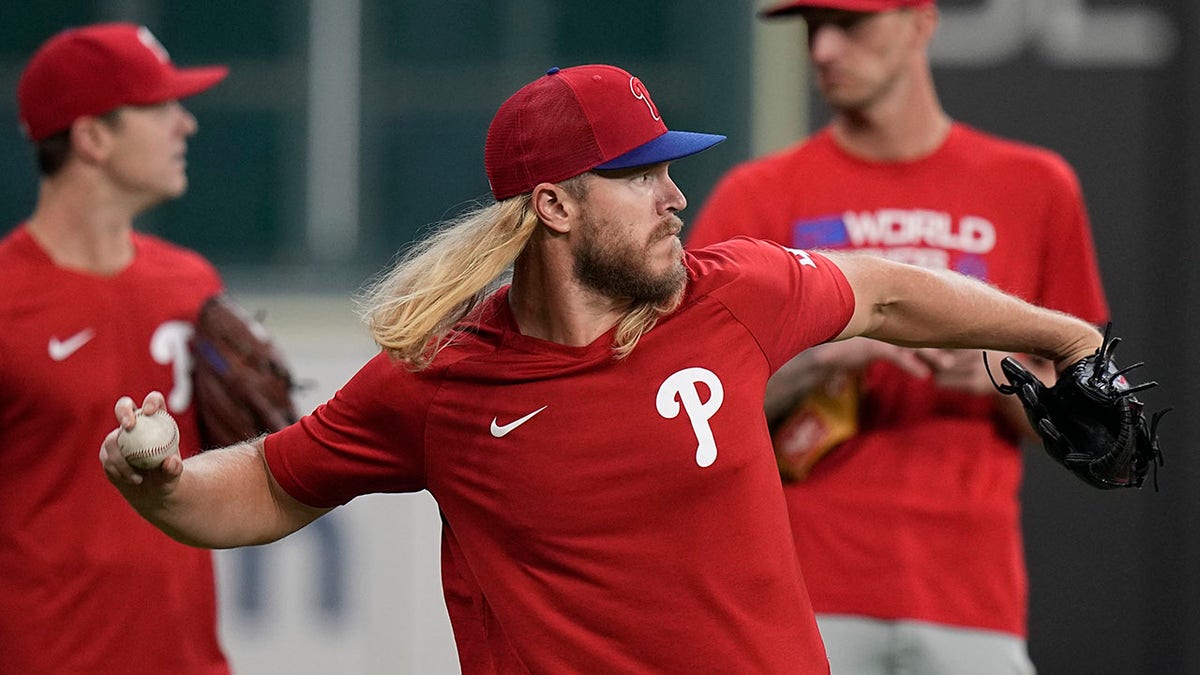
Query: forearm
123 439 328 549
831 252 1103 369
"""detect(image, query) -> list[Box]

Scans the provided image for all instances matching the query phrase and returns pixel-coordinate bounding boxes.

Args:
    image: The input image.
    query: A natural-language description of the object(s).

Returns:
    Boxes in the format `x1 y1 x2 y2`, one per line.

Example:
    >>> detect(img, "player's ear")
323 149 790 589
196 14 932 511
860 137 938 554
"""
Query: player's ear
530 182 576 234
69 114 114 164
912 3 939 46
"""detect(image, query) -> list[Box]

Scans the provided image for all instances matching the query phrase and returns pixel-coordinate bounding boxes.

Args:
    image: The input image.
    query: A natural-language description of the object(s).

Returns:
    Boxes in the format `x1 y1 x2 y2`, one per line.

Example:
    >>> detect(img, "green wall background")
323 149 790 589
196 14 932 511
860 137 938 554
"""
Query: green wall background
0 2 751 293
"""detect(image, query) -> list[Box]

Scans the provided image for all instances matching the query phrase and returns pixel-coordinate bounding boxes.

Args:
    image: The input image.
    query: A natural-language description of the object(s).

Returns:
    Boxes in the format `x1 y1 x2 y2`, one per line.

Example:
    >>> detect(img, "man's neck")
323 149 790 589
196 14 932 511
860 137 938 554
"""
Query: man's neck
831 106 952 162
24 178 139 276
829 71 952 162
507 247 628 347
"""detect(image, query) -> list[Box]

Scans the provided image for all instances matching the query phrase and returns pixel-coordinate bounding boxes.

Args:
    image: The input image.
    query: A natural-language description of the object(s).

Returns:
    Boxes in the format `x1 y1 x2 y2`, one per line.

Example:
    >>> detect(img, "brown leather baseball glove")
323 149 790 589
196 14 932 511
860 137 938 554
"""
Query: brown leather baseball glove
191 294 299 449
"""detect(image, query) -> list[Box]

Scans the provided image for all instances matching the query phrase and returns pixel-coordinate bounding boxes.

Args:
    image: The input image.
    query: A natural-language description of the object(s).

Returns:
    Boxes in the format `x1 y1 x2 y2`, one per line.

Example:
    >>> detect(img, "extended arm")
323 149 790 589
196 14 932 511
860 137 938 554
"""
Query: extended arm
827 251 1103 369
100 392 330 549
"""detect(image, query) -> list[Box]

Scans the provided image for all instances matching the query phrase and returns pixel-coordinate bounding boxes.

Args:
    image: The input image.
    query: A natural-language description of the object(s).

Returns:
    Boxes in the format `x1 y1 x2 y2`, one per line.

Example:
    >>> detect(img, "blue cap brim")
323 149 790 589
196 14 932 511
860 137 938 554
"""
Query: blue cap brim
594 130 726 171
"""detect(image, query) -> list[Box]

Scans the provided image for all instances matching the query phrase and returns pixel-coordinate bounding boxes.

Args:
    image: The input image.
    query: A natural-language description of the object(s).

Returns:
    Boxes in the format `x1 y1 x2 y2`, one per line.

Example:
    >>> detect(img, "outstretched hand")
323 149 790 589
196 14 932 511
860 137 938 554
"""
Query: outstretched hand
100 391 184 490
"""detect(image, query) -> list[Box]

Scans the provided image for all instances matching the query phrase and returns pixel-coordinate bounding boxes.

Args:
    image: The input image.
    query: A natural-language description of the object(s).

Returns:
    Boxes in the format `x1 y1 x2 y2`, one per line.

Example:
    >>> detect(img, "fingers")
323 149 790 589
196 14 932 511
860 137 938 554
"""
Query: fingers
911 348 957 371
847 340 935 379
100 433 183 488
99 427 143 486
822 338 927 375
107 391 168 485
819 342 1044 396
159 453 185 477
878 347 935 380
139 391 167 416
114 396 138 430
917 348 992 371
919 349 1013 395
113 391 167 429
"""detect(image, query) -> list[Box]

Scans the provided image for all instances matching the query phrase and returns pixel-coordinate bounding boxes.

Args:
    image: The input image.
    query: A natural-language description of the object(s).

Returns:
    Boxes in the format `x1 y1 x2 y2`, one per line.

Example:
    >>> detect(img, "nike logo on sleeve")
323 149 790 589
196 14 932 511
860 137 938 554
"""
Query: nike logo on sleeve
48 328 96 361
490 406 548 438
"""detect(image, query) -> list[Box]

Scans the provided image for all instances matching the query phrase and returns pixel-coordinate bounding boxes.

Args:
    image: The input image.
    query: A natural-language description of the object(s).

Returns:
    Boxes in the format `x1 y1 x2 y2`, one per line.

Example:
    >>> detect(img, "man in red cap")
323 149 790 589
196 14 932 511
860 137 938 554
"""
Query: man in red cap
97 63 1105 673
0 23 230 674
689 2 1107 673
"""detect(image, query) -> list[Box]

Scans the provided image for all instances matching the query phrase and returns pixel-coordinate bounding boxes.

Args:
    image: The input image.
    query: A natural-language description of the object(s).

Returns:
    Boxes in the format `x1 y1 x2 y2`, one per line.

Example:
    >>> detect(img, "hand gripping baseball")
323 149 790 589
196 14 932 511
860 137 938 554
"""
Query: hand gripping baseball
985 324 1169 490
101 392 185 488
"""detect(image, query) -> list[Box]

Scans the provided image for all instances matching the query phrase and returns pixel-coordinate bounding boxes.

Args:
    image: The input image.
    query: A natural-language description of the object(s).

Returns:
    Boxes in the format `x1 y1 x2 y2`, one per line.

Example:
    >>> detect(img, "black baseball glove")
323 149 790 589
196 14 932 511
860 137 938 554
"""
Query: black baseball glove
191 294 300 449
987 324 1168 490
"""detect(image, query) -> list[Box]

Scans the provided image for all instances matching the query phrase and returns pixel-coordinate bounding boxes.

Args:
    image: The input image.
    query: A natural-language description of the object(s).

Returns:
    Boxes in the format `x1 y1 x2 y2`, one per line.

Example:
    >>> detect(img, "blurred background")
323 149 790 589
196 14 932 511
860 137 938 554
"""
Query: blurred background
0 1 1195 673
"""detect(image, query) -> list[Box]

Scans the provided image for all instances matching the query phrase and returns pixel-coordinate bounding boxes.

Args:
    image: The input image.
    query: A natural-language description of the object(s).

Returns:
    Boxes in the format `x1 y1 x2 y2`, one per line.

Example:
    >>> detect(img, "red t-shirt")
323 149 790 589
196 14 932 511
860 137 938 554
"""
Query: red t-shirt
688 124 1108 637
266 239 854 673
0 226 229 674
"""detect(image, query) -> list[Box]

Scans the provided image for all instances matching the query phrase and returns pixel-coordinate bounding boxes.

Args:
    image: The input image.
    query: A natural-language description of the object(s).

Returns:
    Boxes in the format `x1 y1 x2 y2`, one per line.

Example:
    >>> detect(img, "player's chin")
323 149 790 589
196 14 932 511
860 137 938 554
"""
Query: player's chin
161 167 189 195
150 181 187 203
653 232 683 257
651 248 686 285
648 240 683 278
820 85 866 111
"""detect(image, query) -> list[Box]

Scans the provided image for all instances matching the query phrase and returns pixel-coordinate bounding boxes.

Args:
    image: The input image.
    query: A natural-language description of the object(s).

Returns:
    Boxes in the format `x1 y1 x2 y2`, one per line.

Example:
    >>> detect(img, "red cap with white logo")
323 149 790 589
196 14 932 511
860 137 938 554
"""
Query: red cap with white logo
17 22 228 141
485 64 725 201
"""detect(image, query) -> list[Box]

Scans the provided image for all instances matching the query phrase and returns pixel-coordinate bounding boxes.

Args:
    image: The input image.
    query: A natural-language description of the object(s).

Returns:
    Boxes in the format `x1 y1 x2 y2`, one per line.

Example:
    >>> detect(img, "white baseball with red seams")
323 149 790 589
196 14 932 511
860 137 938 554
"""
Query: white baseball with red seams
117 410 180 470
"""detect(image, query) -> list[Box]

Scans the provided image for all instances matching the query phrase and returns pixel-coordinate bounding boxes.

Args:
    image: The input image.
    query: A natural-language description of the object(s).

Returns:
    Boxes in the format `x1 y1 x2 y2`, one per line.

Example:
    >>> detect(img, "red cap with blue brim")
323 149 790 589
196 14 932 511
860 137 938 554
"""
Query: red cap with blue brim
485 65 725 201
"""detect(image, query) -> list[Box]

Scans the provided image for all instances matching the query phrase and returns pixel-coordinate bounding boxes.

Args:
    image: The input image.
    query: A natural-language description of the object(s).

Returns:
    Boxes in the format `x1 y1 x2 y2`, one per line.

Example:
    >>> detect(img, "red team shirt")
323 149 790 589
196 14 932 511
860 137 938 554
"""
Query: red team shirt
0 226 229 674
688 124 1109 637
266 239 854 673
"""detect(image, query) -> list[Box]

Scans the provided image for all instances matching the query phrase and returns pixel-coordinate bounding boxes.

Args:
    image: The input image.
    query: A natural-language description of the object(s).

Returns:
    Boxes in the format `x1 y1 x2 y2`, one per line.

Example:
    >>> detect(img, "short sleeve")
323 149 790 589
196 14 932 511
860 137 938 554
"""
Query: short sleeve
264 352 432 507
686 237 855 372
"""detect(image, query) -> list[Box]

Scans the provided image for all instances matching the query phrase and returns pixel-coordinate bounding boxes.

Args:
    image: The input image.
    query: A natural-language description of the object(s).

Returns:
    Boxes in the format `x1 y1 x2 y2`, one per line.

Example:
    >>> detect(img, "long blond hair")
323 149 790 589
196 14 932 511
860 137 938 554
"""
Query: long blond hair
360 178 682 369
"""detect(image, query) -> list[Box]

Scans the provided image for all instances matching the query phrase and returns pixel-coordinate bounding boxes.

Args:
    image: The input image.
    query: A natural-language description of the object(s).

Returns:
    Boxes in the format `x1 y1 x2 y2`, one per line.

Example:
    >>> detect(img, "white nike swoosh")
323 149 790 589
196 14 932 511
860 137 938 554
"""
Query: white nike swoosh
48 328 96 361
490 406 548 438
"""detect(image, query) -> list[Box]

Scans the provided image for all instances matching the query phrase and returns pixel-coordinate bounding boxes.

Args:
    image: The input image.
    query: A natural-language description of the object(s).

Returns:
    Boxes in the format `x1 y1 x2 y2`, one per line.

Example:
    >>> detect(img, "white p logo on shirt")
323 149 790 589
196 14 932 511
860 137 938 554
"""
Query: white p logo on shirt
150 320 195 412
656 367 725 468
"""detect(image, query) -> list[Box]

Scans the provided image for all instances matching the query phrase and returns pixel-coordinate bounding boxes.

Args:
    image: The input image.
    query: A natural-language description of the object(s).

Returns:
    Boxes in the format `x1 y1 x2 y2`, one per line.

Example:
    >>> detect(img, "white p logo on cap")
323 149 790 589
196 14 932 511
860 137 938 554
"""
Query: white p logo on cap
629 77 661 121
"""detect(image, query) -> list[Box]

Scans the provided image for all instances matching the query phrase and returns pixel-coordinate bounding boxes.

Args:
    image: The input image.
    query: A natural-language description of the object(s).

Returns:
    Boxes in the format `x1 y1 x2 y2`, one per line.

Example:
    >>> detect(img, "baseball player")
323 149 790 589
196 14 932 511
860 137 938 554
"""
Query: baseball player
0 24 230 674
687 1 1108 672
101 64 1105 673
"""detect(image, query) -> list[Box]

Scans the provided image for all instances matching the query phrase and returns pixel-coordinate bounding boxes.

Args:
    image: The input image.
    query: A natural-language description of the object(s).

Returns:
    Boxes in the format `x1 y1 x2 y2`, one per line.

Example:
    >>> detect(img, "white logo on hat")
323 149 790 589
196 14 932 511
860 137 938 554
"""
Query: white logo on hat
137 26 171 64
629 77 661 121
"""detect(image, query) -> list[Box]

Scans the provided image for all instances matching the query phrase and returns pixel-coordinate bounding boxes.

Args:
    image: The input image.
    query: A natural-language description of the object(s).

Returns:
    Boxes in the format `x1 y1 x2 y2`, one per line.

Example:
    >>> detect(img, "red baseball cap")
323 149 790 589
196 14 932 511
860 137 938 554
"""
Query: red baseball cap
485 65 726 201
761 0 934 17
17 23 228 141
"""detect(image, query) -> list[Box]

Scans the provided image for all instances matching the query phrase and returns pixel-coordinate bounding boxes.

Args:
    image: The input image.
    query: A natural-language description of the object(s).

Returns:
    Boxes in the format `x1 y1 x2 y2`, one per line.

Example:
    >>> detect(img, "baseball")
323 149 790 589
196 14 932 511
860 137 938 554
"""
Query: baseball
117 410 180 470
